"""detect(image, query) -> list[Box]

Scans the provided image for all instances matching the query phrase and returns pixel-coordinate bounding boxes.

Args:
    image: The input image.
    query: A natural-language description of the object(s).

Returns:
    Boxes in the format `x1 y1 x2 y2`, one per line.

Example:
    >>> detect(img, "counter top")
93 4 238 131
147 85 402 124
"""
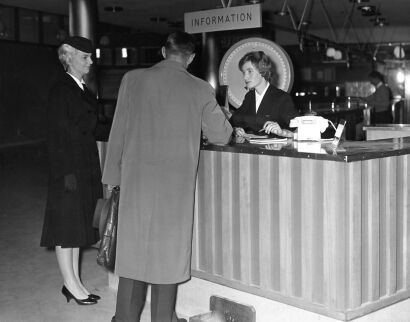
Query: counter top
363 124 410 131
202 136 410 162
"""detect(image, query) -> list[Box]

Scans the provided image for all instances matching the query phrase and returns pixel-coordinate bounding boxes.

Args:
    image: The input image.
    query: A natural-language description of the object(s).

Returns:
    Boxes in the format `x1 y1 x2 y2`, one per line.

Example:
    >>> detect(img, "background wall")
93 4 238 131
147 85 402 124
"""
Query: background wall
0 41 61 143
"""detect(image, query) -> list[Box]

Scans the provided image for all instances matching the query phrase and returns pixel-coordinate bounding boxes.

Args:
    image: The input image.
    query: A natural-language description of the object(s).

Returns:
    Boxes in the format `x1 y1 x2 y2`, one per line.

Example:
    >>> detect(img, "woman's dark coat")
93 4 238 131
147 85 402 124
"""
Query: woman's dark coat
230 85 299 132
40 72 102 248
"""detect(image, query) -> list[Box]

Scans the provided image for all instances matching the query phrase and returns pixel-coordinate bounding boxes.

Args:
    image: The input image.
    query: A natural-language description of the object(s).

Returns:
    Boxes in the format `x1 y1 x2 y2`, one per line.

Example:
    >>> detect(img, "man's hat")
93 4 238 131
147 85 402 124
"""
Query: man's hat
63 36 93 53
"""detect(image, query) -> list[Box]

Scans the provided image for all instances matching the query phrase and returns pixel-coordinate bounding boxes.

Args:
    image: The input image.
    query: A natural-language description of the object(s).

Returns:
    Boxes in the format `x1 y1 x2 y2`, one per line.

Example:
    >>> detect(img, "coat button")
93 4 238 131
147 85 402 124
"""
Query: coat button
82 131 87 135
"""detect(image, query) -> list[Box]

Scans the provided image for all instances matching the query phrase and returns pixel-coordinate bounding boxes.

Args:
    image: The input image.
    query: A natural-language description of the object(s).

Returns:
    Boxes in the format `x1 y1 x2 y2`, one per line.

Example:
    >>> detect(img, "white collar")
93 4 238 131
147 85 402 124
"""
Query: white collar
255 84 269 112
255 83 269 97
67 72 85 90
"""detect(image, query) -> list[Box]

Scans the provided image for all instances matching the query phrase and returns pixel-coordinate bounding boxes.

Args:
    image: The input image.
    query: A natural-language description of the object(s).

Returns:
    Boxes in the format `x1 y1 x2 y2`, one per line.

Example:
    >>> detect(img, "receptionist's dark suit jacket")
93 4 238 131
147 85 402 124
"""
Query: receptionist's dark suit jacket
229 85 299 133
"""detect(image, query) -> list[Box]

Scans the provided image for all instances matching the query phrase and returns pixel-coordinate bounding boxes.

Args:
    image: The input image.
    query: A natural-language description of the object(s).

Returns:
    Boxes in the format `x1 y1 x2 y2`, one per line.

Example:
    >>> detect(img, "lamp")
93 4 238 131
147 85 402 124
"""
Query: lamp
333 50 342 60
393 46 405 59
326 47 335 58
397 69 405 83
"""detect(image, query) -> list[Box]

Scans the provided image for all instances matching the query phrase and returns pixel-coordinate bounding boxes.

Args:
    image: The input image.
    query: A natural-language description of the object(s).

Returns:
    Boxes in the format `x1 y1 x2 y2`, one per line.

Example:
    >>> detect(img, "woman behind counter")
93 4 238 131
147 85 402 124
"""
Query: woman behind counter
40 36 102 305
229 51 298 137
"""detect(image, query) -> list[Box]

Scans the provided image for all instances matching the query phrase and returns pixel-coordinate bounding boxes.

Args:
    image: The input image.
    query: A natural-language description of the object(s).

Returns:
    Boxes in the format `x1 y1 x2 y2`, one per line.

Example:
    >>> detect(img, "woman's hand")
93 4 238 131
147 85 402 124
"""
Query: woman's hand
261 121 295 138
262 121 281 134
277 129 295 138
234 127 246 137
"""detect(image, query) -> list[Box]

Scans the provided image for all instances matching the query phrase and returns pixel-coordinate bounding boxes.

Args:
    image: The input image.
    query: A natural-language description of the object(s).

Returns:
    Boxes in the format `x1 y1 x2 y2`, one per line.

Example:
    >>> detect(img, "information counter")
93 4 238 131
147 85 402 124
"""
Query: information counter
364 124 410 140
189 137 410 321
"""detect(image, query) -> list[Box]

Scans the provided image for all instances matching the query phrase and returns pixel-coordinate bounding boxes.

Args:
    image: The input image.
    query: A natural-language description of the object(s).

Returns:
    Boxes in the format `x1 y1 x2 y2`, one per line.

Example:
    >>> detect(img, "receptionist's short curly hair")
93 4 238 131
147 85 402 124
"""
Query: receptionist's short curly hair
238 51 273 83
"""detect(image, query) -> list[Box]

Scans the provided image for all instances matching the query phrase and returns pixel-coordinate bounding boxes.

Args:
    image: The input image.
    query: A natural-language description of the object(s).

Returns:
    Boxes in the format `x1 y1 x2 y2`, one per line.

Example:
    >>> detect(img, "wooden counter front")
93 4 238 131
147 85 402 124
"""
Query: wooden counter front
191 138 410 321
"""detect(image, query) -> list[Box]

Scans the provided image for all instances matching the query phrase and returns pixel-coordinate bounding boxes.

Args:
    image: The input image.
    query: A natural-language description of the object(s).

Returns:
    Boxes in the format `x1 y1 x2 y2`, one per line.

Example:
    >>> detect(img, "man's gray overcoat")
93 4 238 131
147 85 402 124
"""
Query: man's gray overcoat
102 59 232 283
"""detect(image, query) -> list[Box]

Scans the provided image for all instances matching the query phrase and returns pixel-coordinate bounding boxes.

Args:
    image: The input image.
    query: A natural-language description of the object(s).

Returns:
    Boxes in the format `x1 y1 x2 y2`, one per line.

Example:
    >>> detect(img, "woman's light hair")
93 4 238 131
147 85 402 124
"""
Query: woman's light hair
58 44 77 70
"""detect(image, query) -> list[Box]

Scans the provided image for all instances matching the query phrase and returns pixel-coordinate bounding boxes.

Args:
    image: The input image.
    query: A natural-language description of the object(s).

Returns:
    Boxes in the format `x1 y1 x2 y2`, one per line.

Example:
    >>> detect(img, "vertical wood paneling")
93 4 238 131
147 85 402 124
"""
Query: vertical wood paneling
213 153 223 275
250 155 260 285
279 157 294 295
199 151 215 272
361 159 380 303
270 157 281 291
404 155 410 291
291 159 302 297
231 153 241 280
192 150 410 320
323 161 347 309
346 162 362 309
379 157 397 297
258 155 273 290
239 153 252 284
301 159 315 301
221 152 234 279
395 155 410 291
312 160 325 304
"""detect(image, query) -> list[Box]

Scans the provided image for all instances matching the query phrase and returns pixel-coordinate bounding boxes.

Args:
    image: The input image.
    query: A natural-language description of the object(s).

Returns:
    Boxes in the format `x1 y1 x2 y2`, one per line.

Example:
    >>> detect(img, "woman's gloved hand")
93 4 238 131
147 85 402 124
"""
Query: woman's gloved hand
64 174 77 191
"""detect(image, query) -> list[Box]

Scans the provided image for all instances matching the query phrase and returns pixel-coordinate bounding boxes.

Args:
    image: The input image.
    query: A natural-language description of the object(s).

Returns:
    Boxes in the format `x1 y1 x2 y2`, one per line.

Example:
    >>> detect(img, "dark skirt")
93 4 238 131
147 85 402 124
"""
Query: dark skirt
40 167 102 248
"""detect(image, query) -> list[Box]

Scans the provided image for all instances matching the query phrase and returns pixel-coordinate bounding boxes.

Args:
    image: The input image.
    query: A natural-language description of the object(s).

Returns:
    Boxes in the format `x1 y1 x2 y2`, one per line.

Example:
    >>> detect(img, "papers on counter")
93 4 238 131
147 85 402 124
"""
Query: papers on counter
242 133 268 139
247 137 288 144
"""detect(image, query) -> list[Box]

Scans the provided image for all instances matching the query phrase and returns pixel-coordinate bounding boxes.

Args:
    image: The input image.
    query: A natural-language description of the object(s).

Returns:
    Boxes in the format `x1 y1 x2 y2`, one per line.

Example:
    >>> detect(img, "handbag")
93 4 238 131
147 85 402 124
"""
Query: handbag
96 186 120 272
93 197 110 238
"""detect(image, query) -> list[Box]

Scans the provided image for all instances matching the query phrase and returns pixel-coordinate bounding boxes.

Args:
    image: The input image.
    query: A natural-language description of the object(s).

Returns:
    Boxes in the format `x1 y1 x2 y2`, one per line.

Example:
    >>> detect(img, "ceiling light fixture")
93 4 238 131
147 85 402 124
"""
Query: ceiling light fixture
358 5 376 16
370 17 385 23
246 0 263 3
300 20 311 27
374 19 388 27
274 0 289 16
349 0 369 3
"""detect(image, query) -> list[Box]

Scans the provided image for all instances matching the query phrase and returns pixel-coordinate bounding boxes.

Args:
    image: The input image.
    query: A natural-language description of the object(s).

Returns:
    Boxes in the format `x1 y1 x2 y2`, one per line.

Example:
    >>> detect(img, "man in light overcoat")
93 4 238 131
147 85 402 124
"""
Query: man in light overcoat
102 31 233 322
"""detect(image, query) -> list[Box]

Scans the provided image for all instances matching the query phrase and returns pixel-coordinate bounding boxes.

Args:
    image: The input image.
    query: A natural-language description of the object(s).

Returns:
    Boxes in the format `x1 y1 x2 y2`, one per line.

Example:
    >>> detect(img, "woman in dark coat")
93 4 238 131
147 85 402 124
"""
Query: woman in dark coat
229 51 298 137
40 36 102 305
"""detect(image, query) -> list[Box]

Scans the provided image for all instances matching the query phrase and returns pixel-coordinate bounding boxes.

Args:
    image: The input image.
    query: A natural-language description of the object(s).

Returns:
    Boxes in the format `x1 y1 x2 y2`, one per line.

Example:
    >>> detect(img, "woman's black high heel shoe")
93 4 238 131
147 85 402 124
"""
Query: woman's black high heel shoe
61 286 97 305
88 293 101 300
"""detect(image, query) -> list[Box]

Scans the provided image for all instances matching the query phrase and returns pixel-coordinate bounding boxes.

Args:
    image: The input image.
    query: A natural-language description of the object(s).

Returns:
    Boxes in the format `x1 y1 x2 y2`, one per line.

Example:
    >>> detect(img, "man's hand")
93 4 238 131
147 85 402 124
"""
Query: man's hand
107 185 119 191
234 127 246 137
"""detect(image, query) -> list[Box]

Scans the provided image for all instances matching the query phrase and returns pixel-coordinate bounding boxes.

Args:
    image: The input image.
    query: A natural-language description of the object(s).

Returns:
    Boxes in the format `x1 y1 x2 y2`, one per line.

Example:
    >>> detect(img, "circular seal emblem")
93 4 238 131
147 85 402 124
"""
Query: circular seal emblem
219 37 294 108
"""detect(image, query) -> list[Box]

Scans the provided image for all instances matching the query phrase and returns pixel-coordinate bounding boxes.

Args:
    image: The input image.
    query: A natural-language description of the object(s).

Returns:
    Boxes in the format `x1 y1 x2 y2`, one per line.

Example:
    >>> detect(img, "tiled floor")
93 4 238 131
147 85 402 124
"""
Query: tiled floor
0 146 151 322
